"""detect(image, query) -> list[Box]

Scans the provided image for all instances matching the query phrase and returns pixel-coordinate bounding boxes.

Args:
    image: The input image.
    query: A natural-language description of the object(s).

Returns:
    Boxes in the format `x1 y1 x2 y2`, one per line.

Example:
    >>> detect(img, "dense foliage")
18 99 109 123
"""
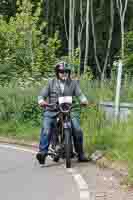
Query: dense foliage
0 0 61 84
0 0 133 80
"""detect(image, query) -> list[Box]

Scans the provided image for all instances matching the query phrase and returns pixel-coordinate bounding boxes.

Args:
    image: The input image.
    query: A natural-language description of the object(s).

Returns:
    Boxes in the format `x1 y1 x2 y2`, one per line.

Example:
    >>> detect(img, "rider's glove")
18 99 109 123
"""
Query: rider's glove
38 100 48 107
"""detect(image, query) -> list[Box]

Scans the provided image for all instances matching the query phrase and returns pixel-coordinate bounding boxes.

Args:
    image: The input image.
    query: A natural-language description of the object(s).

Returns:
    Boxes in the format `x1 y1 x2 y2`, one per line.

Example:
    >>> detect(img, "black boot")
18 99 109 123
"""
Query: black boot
75 143 89 162
78 153 89 162
36 152 47 165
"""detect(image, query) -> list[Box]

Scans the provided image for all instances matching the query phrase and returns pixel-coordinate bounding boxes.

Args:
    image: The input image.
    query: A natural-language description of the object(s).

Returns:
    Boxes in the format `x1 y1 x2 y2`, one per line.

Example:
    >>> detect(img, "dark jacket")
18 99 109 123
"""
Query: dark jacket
38 78 87 117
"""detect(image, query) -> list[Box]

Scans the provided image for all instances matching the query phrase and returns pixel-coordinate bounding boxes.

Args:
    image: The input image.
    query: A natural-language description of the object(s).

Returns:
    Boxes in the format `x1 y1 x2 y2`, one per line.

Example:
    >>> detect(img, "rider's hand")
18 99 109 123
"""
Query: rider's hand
80 101 88 107
38 100 48 108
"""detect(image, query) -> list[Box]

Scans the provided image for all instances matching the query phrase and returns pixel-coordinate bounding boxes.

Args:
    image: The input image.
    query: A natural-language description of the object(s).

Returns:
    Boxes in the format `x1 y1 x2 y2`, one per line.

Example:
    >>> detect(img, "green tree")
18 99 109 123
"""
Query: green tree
0 0 61 84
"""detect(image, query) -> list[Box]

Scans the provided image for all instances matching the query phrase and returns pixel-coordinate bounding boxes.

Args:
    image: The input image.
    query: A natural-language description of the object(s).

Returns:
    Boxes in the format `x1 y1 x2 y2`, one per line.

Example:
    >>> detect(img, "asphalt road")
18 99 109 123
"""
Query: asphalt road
0 144 96 200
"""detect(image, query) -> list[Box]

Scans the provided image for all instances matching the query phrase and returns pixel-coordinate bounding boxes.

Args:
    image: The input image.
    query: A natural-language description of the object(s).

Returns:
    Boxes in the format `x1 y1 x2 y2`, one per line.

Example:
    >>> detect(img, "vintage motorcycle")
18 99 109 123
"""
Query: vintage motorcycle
44 96 75 168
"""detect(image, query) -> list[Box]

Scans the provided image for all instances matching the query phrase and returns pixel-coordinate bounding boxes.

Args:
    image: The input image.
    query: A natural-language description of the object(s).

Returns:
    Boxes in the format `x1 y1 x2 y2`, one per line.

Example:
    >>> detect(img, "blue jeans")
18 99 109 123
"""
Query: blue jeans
39 114 84 155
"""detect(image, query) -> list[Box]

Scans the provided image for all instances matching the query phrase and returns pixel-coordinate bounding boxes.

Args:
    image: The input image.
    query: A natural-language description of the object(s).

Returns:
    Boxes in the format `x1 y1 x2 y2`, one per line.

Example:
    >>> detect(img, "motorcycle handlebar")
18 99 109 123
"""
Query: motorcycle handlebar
42 102 97 112
44 103 74 113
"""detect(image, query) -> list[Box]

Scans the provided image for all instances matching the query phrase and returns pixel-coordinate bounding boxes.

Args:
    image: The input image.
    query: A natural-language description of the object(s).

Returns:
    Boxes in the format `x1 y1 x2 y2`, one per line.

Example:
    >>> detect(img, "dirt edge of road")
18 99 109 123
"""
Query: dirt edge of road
0 136 38 149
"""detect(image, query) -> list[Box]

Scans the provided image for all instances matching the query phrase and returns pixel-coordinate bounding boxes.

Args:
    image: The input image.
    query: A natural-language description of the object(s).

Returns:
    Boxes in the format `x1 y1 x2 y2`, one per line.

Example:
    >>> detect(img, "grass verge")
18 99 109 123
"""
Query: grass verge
0 120 40 141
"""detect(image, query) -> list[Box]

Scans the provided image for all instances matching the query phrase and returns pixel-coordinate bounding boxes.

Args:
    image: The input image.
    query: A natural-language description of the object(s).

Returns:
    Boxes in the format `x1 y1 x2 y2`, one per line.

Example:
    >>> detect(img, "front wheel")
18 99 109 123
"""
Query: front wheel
64 128 72 168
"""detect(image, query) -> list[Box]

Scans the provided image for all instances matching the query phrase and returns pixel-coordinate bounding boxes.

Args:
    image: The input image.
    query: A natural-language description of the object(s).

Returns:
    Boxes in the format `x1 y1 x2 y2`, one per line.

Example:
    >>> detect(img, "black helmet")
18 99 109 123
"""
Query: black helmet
55 61 71 77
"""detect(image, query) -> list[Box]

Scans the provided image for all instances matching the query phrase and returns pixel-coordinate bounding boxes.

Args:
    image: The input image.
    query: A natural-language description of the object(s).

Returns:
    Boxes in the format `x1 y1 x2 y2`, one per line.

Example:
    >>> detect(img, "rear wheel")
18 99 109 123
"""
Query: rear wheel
64 128 72 168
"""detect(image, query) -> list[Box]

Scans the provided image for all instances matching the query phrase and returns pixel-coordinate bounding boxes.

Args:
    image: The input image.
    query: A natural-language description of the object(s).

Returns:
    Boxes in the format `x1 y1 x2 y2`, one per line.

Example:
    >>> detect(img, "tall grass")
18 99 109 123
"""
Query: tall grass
80 78 133 183
80 103 133 182
0 81 44 140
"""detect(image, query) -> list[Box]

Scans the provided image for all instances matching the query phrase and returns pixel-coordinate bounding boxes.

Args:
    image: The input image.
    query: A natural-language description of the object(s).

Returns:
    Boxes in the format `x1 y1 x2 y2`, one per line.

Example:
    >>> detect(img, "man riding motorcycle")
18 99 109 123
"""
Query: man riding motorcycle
36 61 89 165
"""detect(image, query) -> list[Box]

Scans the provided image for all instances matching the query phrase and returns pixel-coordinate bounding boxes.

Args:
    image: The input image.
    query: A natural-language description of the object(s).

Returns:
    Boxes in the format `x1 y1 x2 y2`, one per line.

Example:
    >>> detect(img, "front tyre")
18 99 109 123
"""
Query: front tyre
64 128 72 168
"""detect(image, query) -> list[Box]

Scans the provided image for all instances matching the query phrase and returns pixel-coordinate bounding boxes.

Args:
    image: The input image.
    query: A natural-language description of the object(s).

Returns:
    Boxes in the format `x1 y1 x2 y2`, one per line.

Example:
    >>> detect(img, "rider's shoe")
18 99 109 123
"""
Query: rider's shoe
36 152 47 166
77 154 90 162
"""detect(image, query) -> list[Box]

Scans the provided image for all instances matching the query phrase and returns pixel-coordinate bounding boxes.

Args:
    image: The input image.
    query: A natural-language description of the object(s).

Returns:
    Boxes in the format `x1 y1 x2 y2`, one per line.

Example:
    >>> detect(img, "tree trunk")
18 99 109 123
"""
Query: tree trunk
90 0 101 75
45 0 49 36
84 0 90 72
71 0 75 57
78 0 85 71
101 0 114 81
64 0 68 41
116 0 128 60
115 0 128 119
68 0 72 58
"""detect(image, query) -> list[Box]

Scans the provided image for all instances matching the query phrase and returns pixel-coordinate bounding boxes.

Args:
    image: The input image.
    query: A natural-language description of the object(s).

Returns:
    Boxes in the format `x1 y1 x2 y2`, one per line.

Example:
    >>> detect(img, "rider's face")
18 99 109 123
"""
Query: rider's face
58 70 69 80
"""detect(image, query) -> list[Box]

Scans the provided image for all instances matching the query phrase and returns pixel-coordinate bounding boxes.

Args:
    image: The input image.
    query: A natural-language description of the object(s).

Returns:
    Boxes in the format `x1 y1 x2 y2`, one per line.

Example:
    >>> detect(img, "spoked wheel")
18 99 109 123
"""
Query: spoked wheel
64 128 72 168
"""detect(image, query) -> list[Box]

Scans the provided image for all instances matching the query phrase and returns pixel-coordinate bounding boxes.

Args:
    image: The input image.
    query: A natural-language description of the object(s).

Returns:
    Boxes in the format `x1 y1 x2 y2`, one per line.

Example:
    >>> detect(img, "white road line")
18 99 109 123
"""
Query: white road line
0 144 91 200
80 191 90 199
73 173 89 190
67 168 90 200
67 168 88 190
